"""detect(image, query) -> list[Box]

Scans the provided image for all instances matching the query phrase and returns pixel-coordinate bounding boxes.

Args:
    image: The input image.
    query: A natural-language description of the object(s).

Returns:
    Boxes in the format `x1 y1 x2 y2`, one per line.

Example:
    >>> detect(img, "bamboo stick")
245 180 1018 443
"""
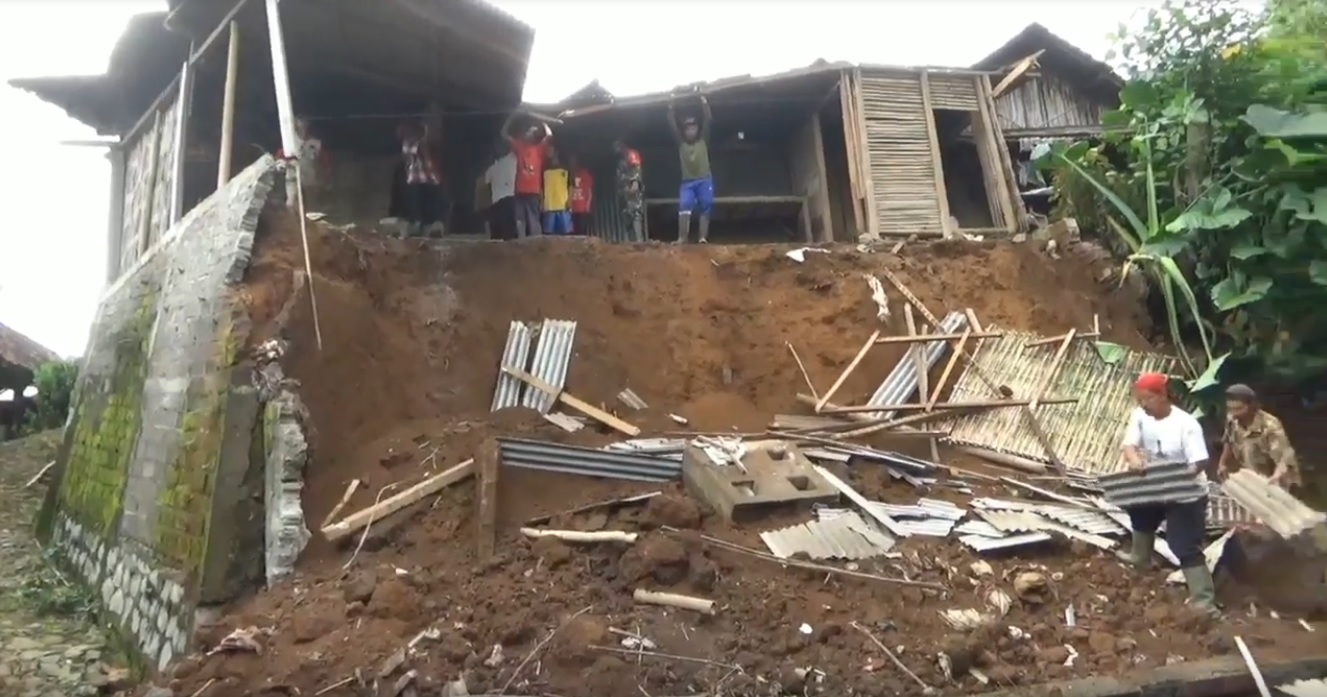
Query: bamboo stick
521 528 638 544
816 329 880 412
926 330 970 411
876 331 1001 344
633 589 716 615
1030 329 1075 411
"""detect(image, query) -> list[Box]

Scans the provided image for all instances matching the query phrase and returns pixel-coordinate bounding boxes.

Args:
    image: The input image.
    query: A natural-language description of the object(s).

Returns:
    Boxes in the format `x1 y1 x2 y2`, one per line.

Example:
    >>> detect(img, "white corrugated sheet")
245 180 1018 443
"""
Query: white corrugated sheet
760 512 896 560
1278 678 1327 697
1222 470 1325 539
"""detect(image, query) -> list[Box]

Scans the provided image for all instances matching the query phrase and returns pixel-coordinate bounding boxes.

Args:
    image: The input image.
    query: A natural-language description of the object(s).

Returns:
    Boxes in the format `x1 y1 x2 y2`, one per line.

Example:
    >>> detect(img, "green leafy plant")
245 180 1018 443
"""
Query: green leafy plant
25 360 78 433
16 547 97 618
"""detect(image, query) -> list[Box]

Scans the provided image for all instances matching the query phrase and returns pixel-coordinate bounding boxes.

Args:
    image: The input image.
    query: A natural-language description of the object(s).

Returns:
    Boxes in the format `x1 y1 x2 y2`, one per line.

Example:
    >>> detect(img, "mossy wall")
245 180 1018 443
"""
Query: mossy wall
36 157 279 673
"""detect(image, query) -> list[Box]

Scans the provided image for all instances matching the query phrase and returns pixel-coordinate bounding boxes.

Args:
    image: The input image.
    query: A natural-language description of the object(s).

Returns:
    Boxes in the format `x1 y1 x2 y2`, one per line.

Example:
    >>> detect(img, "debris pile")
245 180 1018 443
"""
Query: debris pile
155 222 1327 697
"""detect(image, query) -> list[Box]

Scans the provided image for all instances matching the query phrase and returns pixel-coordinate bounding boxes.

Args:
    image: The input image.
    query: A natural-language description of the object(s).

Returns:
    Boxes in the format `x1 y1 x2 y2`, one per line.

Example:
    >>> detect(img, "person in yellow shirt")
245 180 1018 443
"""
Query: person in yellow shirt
541 148 573 235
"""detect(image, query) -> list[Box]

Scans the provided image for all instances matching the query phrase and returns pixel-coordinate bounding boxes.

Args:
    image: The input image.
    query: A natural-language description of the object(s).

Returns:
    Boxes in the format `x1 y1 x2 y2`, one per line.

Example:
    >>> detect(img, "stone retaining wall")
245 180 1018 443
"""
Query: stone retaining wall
36 156 311 674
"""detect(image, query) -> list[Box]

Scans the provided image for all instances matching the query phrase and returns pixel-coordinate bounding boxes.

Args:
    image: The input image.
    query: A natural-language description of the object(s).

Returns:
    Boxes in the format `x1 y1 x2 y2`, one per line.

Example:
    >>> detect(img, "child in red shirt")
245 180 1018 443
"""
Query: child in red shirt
569 154 594 236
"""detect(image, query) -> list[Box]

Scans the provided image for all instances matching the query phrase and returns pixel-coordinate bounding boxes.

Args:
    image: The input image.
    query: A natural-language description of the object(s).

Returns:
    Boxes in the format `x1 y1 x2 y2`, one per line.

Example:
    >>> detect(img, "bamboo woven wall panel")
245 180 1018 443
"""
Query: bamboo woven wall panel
926 74 981 111
943 329 1181 475
859 71 944 237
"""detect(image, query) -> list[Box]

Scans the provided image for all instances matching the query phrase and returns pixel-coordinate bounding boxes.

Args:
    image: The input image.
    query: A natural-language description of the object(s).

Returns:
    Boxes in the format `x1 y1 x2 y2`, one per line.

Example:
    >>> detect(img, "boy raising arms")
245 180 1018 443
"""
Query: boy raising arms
668 94 714 244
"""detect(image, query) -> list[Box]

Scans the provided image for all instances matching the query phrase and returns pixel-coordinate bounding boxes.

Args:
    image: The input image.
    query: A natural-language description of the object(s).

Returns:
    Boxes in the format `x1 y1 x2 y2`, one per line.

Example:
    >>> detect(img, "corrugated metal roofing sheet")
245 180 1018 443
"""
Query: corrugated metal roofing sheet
959 532 1053 552
1278 678 1327 697
760 512 896 560
1097 461 1207 508
500 438 680 482
893 518 958 537
977 510 1117 549
864 311 968 420
520 320 577 412
1165 529 1233 585
1222 470 1326 539
1037 506 1125 536
813 465 908 537
491 321 533 411
870 499 965 521
955 520 1005 538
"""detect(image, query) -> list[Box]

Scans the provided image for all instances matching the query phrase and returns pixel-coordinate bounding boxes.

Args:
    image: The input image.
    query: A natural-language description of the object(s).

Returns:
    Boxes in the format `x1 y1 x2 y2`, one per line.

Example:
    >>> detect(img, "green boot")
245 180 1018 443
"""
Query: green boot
1126 531 1155 569
1182 565 1221 617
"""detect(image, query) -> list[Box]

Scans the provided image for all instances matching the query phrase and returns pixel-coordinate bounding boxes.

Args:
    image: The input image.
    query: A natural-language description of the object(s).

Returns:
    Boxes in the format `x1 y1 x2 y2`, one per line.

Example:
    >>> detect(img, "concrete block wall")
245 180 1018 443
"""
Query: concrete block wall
36 156 309 674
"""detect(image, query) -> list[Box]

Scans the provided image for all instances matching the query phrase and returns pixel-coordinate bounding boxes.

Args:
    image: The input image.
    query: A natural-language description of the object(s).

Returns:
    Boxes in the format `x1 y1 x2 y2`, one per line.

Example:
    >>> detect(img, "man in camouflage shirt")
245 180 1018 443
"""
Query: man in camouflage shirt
614 139 644 240
1218 384 1302 489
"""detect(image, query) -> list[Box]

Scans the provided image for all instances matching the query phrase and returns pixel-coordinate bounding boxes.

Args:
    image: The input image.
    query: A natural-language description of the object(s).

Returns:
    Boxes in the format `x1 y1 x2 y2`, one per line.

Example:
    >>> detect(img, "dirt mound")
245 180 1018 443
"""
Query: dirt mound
245 213 1149 557
144 218 1327 697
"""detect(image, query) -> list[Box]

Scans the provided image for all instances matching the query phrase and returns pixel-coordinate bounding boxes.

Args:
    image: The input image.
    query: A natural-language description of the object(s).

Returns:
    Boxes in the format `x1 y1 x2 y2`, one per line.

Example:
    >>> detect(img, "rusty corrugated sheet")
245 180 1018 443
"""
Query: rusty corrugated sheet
761 512 896 560
1222 470 1326 539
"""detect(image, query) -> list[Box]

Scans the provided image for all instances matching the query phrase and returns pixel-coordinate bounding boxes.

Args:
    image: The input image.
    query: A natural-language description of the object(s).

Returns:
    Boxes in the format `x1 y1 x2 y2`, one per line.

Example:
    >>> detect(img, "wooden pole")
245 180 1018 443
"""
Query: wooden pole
169 59 193 226
822 398 1077 414
926 330 971 411
877 331 1001 344
816 330 881 413
217 21 240 188
264 0 300 205
137 110 164 256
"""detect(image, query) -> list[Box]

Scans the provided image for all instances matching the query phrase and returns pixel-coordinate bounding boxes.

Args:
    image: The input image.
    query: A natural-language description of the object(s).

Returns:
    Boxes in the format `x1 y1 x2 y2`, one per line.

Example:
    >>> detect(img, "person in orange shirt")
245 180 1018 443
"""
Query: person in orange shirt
568 154 594 236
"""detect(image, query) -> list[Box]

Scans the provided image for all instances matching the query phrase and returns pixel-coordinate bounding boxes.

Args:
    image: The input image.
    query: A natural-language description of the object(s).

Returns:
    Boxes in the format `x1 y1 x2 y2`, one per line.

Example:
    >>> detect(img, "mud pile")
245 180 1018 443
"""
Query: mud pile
156 217 1326 697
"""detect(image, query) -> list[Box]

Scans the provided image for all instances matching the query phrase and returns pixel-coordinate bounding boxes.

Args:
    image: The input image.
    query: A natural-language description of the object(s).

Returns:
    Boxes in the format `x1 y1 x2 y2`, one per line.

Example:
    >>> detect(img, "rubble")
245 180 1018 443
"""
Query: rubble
151 221 1327 697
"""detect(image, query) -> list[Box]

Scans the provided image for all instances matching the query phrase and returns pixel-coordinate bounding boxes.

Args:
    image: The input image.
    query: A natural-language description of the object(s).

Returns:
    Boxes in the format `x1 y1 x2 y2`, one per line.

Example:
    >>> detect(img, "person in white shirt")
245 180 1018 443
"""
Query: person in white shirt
1120 372 1219 617
483 148 518 240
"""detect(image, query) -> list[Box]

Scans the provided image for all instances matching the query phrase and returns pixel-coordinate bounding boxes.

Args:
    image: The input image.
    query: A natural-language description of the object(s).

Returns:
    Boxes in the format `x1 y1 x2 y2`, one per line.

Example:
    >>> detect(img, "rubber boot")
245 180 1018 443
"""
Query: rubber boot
674 213 691 244
697 214 710 244
1123 531 1155 569
631 217 643 242
1182 565 1221 617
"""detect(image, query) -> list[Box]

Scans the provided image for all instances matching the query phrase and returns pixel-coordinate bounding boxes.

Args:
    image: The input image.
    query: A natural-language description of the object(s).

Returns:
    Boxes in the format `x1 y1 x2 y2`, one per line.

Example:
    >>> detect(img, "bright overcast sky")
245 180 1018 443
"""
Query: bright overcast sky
0 0 1161 357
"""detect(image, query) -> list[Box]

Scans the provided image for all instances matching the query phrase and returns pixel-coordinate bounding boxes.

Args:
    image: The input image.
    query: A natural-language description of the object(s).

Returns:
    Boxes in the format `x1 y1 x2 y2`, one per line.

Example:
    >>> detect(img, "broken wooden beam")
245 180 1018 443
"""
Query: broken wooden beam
822 398 1077 414
522 528 639 544
1024 329 1098 349
320 478 362 528
633 588 716 615
322 459 475 542
502 366 640 436
926 329 971 411
477 439 500 560
1029 328 1075 411
815 329 881 413
991 49 1045 98
875 331 1001 344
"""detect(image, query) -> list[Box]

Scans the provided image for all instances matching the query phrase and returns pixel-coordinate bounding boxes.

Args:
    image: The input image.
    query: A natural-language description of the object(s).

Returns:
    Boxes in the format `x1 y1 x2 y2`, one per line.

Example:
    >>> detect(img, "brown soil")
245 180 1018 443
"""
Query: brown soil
153 216 1327 697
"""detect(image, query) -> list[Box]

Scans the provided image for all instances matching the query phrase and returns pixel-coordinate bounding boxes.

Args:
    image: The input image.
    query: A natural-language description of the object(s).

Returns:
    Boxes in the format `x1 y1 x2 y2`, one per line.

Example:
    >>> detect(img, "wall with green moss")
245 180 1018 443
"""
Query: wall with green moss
36 157 279 674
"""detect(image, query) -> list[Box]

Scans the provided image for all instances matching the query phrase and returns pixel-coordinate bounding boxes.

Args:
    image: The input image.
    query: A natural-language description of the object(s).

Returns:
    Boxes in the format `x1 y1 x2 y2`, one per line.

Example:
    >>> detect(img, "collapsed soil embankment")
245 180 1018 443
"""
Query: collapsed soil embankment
156 218 1327 697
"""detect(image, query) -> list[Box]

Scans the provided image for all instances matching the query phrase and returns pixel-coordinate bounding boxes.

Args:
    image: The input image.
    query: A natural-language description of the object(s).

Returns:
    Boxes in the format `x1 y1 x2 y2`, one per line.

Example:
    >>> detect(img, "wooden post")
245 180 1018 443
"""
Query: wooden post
476 439 500 560
918 72 953 238
264 0 300 204
169 60 192 225
217 21 240 188
852 68 879 238
106 146 126 284
810 113 834 242
138 110 164 257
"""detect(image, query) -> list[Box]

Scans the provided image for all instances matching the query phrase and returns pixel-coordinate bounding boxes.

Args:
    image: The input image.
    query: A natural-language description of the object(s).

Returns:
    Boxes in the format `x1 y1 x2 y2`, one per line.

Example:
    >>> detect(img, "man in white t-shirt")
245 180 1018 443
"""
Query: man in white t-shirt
483 148 518 240
1120 372 1219 617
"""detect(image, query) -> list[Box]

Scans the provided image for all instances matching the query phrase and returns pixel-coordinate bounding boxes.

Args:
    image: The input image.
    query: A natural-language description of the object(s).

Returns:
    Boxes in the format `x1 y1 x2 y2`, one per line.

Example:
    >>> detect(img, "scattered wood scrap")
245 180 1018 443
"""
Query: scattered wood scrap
522 528 639 544
503 366 641 436
633 588 716 615
322 459 475 542
320 479 362 528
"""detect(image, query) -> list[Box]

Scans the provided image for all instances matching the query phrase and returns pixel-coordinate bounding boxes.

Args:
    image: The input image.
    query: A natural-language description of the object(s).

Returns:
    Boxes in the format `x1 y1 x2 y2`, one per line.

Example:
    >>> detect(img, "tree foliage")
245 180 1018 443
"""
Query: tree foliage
27 360 78 433
1037 0 1327 395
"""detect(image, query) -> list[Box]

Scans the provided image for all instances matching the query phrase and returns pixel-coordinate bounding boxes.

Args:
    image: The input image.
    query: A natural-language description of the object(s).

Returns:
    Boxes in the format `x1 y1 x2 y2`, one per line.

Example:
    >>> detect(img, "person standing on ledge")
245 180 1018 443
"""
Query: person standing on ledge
1218 384 1303 490
1120 372 1220 617
668 93 714 244
501 112 553 239
614 139 644 240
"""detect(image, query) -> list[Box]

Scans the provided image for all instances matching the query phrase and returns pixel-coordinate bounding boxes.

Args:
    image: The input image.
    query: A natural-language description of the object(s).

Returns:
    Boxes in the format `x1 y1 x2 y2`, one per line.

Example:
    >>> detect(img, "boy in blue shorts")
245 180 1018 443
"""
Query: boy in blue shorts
668 94 714 244
541 148 573 235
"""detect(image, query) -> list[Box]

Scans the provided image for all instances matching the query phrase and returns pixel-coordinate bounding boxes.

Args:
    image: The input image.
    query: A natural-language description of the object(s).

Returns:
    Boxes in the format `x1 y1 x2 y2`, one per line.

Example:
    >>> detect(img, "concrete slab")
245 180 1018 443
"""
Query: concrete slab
682 440 836 524
981 655 1327 697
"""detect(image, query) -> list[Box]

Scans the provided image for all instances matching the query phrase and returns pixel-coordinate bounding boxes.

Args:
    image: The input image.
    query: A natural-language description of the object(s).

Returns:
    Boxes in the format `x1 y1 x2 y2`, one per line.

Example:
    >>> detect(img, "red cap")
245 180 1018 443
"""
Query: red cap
1135 372 1169 394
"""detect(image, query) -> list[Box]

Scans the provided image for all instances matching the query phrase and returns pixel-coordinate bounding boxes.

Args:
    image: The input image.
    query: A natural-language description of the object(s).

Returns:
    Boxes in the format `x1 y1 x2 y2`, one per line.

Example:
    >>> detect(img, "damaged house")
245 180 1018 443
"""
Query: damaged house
0 322 60 440
6 5 1120 674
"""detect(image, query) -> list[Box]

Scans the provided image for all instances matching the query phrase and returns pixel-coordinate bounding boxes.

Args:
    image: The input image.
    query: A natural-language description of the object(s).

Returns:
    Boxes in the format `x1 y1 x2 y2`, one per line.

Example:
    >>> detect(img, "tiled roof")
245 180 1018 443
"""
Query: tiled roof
0 321 60 371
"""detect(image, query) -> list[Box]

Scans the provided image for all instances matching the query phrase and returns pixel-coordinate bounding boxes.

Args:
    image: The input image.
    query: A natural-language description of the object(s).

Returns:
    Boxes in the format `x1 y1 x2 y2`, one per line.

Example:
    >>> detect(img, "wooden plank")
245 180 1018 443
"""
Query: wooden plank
918 72 953 238
319 479 361 529
502 366 641 436
476 439 500 560
852 68 880 237
905 306 940 462
981 74 1030 233
972 73 1015 233
991 50 1045 98
815 329 881 413
877 331 1001 344
823 398 1077 414
810 113 835 243
1024 331 1099 349
321 459 476 542
926 330 970 411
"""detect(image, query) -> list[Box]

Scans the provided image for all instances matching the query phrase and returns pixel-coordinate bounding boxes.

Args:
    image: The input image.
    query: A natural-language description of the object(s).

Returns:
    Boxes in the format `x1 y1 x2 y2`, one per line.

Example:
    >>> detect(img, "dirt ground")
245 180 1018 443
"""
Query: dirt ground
154 217 1327 697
